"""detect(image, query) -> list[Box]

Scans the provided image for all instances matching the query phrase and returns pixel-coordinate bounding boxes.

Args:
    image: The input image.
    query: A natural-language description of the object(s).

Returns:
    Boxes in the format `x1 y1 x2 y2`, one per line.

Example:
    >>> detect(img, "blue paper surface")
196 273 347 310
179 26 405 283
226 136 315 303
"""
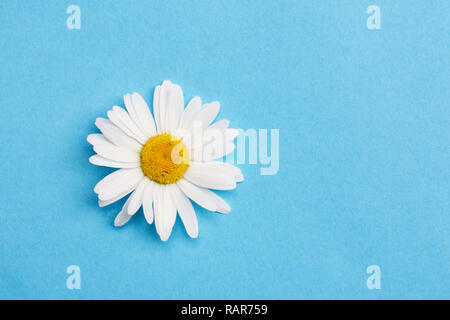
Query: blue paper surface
0 0 448 299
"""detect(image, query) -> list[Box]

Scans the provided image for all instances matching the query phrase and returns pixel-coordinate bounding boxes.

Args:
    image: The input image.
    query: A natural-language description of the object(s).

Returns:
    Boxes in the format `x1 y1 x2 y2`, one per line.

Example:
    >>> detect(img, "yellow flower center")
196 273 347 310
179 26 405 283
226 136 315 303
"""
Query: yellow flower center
140 134 189 184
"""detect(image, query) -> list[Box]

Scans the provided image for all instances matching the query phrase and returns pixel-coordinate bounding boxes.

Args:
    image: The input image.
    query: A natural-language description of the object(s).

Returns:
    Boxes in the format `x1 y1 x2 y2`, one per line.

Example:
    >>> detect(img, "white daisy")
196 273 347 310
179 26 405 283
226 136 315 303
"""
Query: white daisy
87 80 243 241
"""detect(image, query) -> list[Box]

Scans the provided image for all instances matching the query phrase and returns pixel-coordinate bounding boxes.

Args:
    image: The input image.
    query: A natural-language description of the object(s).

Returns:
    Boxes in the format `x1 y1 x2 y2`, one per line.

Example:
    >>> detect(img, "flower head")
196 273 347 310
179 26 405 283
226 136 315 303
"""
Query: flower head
88 80 243 241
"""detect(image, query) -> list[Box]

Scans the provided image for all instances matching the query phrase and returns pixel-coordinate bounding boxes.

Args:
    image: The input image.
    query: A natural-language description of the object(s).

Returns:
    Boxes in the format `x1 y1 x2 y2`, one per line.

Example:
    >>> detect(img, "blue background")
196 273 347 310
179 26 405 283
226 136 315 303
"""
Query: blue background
0 1 448 299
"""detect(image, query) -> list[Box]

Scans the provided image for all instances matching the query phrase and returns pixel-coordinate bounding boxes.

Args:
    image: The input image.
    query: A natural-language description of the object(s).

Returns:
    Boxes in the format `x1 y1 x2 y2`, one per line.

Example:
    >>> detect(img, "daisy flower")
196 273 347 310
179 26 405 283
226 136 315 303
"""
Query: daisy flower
87 80 243 241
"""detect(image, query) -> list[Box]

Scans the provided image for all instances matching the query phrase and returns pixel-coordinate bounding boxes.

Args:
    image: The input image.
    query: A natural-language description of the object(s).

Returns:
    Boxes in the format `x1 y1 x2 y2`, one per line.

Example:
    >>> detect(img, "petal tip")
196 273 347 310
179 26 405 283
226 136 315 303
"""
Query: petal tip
189 232 199 239
217 206 231 214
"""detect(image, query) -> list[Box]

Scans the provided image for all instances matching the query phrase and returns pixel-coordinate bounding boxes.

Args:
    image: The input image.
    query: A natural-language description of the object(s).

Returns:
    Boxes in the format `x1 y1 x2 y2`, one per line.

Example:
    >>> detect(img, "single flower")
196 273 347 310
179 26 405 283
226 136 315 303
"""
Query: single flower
87 80 243 241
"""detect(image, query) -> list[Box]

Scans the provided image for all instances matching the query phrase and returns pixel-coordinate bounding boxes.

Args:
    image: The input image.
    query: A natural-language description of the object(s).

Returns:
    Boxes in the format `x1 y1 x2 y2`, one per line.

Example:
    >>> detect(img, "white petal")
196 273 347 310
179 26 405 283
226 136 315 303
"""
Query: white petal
106 109 138 142
98 171 143 201
182 128 204 151
190 127 238 152
188 126 238 163
166 82 184 132
210 162 243 182
157 82 169 133
158 80 184 133
108 106 147 144
210 192 231 214
93 142 140 163
114 195 134 227
131 93 157 137
184 162 236 190
153 85 162 133
94 167 142 194
186 102 220 131
165 185 178 230
190 141 235 162
156 185 177 241
177 178 229 213
191 161 243 182
225 128 239 141
142 181 155 224
227 163 244 182
152 185 178 241
153 185 169 241
123 93 146 137
87 133 109 146
209 119 229 131
98 185 134 207
89 155 140 169
127 177 150 215
207 142 235 161
94 118 142 152
180 96 202 128
172 184 198 238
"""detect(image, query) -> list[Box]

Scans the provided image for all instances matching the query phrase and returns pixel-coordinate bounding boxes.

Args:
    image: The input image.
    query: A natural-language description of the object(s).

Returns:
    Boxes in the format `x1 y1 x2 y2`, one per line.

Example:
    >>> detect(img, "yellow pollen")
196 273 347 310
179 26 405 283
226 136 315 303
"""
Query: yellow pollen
140 134 189 184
